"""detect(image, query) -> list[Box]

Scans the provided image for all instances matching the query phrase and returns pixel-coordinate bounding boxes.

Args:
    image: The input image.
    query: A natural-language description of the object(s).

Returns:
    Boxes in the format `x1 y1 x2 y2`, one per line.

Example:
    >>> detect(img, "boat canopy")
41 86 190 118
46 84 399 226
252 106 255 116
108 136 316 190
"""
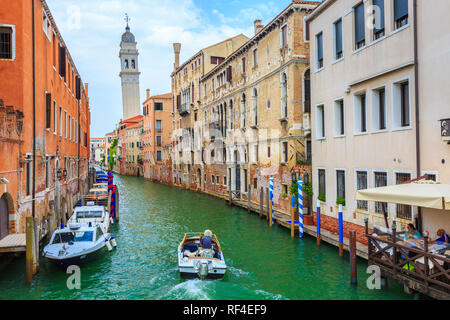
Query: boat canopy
356 182 450 210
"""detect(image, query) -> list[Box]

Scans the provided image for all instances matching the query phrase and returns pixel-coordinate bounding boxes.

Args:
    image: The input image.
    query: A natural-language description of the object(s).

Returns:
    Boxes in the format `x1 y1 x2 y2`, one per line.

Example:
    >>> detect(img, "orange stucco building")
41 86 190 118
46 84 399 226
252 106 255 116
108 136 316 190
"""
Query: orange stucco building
0 0 91 238
142 90 173 184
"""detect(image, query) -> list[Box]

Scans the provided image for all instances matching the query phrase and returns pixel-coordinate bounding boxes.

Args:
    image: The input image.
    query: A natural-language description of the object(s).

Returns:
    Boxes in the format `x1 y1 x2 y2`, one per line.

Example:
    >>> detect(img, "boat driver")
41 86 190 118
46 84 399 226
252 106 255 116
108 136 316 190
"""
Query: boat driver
199 230 214 257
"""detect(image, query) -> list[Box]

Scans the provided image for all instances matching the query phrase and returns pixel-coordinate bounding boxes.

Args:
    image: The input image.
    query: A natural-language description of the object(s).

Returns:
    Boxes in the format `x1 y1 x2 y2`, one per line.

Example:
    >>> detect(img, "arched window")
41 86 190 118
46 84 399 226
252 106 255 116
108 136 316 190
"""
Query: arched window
241 93 246 128
281 72 288 118
252 88 258 127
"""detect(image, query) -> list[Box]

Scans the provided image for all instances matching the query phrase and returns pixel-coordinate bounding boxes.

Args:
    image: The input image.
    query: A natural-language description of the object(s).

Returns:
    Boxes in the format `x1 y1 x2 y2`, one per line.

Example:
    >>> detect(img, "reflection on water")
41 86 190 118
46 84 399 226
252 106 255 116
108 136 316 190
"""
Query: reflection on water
0 175 410 300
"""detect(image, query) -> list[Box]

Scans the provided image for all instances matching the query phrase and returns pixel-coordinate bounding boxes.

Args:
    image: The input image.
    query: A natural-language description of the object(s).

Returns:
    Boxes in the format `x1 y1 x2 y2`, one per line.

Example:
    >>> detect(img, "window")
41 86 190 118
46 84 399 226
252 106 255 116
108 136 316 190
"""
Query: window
282 184 288 195
354 93 367 134
281 73 288 118
336 170 346 202
306 139 312 162
0 26 13 59
211 175 215 185
155 102 163 111
42 10 51 40
374 172 388 214
156 136 162 147
69 115 71 140
210 56 224 65
242 57 246 73
253 48 258 67
46 93 52 129
59 107 62 136
59 45 66 77
316 104 325 139
53 101 57 134
394 0 408 29
395 172 412 219
281 142 288 164
64 111 67 139
224 176 227 186
131 60 136 69
156 120 162 132
216 176 220 184
392 80 410 128
281 25 288 48
157 151 162 162
334 99 345 136
354 3 365 49
316 32 323 69
373 0 385 39
267 146 271 158
45 157 50 189
318 169 326 201
253 177 257 189
333 19 343 60
369 87 385 131
356 171 368 210
26 155 32 196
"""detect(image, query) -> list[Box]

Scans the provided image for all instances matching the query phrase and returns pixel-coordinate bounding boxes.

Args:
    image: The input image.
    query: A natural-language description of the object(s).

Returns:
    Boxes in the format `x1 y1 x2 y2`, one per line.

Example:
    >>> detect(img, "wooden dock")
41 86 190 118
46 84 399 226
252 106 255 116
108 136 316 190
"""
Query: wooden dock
0 234 26 253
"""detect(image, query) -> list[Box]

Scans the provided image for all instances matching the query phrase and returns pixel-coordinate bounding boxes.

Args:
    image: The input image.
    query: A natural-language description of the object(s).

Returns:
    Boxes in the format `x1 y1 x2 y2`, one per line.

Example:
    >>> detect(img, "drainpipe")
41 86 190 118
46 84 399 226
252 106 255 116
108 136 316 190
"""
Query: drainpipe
31 0 36 219
413 0 422 232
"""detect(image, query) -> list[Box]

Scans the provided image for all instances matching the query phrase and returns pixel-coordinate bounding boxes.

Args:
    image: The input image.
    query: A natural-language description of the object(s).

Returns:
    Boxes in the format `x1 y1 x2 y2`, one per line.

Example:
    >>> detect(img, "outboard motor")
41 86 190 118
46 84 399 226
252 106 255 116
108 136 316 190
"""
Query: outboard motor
198 261 209 280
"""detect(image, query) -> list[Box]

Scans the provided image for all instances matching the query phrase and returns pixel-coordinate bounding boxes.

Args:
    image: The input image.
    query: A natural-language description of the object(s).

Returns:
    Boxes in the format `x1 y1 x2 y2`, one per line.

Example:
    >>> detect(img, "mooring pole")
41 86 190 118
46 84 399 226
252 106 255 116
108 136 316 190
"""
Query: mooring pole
259 187 263 218
339 204 344 257
350 230 357 285
316 200 321 246
266 188 270 221
228 190 232 206
269 176 274 227
247 185 251 213
25 217 33 284
290 195 295 238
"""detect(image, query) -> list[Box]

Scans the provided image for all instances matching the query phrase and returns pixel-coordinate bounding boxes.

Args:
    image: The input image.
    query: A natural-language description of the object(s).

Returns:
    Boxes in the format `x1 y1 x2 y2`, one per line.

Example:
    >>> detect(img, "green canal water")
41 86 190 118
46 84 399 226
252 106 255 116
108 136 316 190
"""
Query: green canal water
0 175 411 300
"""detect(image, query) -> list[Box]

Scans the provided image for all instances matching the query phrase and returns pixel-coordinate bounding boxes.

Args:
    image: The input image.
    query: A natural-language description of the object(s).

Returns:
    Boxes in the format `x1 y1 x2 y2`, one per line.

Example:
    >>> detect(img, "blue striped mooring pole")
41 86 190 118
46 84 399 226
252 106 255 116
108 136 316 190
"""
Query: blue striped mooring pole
316 200 321 246
297 179 304 238
269 175 274 226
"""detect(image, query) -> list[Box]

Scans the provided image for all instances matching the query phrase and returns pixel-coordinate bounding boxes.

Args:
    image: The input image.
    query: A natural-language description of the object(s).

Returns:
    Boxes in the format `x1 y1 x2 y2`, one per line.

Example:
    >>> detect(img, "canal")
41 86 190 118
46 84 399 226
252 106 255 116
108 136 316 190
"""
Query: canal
0 174 411 300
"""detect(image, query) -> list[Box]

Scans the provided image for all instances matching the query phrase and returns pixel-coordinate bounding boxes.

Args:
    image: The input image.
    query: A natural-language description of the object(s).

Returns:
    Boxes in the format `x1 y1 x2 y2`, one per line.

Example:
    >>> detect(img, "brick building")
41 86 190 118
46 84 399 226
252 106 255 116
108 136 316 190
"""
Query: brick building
142 89 173 183
171 34 249 190
0 0 91 237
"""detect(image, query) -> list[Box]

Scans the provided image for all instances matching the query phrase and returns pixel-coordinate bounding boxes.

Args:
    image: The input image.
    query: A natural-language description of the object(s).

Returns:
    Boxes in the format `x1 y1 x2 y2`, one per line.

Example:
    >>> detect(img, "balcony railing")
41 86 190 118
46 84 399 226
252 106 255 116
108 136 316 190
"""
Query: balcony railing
178 103 190 116
440 118 450 137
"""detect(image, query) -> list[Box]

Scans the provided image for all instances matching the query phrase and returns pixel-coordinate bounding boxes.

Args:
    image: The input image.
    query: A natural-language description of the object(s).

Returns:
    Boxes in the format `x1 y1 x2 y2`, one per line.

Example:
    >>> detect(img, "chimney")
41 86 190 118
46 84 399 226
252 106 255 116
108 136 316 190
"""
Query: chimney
254 19 263 35
146 89 150 100
173 43 181 70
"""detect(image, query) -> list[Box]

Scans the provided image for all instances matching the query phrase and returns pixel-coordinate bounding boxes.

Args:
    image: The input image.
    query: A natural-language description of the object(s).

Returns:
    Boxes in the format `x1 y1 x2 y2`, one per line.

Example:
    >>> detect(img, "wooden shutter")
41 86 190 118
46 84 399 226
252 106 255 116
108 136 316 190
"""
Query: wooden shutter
335 20 343 55
76 76 81 100
46 92 52 129
394 0 408 20
177 94 181 108
373 0 385 31
317 33 323 61
227 66 232 82
355 3 365 44
59 45 66 77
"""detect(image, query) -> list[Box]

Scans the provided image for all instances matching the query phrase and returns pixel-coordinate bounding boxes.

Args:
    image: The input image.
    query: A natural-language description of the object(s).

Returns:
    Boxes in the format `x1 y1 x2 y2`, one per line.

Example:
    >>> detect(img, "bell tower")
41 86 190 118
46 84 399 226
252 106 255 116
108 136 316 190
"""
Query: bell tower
119 14 141 120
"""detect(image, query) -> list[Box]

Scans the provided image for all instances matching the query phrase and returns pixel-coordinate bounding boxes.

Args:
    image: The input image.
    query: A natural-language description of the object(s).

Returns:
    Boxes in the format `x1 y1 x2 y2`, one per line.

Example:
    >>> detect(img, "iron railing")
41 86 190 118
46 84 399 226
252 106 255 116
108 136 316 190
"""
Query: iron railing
440 119 450 137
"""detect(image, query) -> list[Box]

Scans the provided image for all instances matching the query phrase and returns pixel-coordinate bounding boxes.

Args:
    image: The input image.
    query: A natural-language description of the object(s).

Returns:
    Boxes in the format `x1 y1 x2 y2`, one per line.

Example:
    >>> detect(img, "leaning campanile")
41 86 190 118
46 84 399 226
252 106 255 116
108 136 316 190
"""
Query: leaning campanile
119 14 141 119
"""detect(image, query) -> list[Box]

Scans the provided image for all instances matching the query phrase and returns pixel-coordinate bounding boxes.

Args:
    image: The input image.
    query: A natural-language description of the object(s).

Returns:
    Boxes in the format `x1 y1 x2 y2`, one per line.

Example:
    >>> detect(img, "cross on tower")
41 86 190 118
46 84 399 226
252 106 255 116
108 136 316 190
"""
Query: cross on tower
124 13 130 29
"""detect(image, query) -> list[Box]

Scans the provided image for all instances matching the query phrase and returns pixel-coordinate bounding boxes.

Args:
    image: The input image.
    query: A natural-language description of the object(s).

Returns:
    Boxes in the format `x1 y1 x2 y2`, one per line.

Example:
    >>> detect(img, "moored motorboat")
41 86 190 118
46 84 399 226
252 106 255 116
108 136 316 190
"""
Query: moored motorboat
178 232 227 280
43 223 113 268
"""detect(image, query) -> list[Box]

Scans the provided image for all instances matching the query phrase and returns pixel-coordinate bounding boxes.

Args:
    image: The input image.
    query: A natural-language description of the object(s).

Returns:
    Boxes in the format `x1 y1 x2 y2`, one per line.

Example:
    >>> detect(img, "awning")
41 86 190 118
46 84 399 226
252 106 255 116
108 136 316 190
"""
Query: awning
356 183 450 210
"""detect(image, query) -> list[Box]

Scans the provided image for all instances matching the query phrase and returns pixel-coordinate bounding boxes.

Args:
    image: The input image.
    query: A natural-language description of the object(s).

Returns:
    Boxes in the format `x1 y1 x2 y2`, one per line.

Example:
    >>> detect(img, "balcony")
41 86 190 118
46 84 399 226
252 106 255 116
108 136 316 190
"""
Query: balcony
440 119 450 142
178 103 190 116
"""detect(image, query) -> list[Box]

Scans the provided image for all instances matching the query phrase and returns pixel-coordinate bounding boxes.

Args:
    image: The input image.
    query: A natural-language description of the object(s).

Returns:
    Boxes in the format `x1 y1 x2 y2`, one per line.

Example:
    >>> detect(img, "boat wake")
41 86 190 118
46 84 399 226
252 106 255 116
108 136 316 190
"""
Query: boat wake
161 279 212 300
254 289 286 300
228 266 250 277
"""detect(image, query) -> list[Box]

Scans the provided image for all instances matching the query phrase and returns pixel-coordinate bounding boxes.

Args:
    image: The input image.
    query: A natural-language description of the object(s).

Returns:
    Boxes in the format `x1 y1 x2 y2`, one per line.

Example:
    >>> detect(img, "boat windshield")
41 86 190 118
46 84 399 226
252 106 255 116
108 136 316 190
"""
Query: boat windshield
52 231 94 244
76 211 103 219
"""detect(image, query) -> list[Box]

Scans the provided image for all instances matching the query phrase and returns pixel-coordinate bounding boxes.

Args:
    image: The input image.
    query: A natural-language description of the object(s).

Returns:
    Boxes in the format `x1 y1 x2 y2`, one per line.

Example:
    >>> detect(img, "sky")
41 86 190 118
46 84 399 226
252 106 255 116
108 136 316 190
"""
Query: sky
46 0 308 138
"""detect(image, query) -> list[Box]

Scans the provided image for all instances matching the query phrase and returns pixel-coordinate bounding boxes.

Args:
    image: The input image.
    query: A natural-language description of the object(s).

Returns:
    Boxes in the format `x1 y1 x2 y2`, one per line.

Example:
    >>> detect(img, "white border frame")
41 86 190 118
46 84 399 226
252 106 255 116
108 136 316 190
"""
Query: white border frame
333 97 346 138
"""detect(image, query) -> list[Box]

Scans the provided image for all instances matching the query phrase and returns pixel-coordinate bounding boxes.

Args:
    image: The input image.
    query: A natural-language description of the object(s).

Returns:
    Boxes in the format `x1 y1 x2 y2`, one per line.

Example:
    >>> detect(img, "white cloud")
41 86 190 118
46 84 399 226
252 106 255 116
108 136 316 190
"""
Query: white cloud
45 0 287 137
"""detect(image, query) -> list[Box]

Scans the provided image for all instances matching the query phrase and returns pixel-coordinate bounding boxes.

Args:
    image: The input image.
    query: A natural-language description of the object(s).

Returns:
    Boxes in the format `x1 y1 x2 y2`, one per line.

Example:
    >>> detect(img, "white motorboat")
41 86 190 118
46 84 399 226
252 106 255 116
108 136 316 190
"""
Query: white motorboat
68 202 111 233
43 202 115 268
178 233 227 280
43 223 114 268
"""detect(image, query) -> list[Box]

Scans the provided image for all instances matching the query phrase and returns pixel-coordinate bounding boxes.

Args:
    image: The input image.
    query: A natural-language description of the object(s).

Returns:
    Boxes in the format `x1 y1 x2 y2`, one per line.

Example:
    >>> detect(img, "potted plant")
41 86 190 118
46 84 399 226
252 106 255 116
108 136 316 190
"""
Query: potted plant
336 197 346 207
318 193 326 202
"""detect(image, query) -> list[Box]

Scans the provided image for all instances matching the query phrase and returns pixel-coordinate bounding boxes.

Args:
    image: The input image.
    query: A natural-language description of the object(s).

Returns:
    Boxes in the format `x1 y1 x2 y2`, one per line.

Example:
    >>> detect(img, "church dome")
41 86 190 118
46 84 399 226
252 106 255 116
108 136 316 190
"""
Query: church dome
121 26 135 43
